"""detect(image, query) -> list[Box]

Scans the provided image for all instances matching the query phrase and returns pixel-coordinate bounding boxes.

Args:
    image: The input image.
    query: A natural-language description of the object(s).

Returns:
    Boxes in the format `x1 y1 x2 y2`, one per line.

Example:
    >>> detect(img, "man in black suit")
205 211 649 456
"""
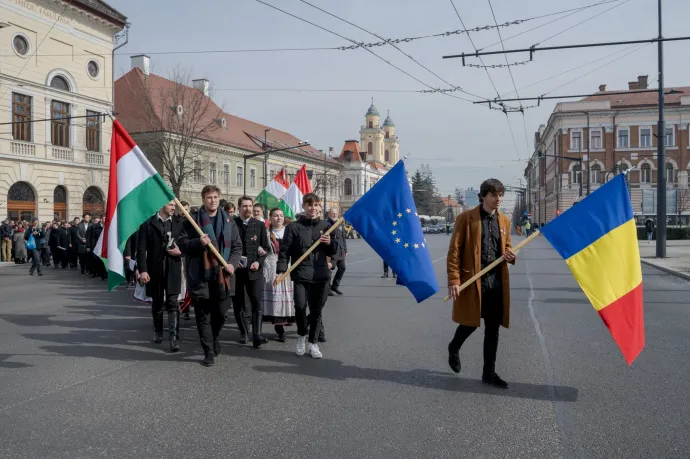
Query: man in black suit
137 200 184 352
233 196 269 348
76 213 91 274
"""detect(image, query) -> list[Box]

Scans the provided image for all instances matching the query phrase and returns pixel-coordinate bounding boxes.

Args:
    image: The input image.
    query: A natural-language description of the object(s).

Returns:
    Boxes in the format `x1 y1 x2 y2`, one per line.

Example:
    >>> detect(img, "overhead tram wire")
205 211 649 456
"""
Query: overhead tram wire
298 0 484 100
253 0 477 104
448 0 522 161
487 0 530 149
476 0 619 52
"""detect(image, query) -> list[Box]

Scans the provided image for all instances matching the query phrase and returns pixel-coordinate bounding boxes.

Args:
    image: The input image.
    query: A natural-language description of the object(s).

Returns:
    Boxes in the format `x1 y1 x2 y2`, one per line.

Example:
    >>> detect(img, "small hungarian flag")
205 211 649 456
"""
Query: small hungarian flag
94 119 176 290
279 165 312 219
256 169 290 210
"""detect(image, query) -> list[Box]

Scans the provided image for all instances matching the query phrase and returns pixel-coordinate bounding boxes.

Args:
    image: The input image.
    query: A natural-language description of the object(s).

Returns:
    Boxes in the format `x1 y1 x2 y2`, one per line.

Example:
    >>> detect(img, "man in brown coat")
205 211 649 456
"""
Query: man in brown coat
447 178 515 388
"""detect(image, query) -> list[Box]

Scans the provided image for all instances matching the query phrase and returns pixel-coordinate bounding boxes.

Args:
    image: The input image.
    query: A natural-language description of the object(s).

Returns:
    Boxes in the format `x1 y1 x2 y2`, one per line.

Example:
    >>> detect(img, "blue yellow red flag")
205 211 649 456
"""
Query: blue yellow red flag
540 173 644 365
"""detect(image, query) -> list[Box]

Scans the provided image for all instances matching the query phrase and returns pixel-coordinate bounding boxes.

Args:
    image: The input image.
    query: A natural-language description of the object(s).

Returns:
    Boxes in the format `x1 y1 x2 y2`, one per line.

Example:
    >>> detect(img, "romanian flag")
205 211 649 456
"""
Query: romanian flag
540 174 644 365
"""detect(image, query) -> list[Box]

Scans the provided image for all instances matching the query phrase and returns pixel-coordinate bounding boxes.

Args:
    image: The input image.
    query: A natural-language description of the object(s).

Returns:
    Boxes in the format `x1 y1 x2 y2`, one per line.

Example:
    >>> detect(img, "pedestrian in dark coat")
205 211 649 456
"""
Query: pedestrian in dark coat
178 185 242 367
232 196 269 348
76 214 91 274
137 202 184 351
25 220 44 275
48 223 60 268
86 218 105 279
57 223 71 268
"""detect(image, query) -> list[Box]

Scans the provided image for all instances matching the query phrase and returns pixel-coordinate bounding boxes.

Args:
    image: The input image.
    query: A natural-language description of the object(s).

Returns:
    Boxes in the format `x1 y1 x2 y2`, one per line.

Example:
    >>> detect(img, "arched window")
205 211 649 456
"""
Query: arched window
384 149 390 162
50 75 70 91
640 163 651 183
666 162 674 183
7 181 36 221
344 178 353 196
367 142 373 156
83 186 105 216
368 121 373 129
590 164 601 184
571 164 581 184
54 185 67 220
385 131 389 139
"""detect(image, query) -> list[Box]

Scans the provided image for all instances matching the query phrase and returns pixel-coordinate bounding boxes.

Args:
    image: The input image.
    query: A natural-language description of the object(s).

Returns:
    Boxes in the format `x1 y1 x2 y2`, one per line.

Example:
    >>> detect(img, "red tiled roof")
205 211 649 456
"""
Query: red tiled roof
337 140 363 162
115 68 338 164
582 87 690 108
441 197 460 207
368 161 388 170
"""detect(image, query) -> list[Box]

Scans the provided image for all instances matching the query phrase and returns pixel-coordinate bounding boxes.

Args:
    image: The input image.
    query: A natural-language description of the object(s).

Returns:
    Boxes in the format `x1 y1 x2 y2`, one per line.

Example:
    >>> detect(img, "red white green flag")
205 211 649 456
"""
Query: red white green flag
255 169 290 210
94 119 175 290
279 165 312 218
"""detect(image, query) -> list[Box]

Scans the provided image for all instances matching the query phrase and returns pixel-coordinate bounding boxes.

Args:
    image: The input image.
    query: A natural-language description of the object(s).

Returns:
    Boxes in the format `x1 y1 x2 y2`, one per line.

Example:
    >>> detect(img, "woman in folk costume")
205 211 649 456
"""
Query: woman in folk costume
261 207 295 342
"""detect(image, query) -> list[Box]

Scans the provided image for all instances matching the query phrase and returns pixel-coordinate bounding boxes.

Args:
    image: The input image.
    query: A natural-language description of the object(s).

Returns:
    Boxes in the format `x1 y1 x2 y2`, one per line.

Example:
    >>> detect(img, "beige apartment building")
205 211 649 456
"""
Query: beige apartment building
525 76 690 225
0 0 127 222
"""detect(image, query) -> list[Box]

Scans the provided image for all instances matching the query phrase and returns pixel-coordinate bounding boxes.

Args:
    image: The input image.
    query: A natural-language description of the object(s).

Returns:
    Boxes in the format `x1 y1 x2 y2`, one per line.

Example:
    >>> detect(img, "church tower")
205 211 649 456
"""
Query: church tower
359 99 384 163
382 111 399 165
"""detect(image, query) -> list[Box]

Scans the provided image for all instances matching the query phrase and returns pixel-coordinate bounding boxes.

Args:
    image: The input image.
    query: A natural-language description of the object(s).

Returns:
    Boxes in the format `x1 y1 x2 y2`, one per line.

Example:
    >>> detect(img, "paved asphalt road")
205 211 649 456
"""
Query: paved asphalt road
0 234 688 458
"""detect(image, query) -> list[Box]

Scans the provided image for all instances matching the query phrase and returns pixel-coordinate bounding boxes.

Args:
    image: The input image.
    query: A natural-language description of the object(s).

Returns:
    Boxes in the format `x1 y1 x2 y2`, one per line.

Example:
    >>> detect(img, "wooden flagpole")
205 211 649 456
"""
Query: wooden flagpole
273 216 345 286
443 230 541 302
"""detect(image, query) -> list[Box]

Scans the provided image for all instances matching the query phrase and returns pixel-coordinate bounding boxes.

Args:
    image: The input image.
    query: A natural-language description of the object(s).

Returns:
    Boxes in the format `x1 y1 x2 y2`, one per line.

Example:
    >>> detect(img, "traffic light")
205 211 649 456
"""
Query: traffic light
537 151 543 159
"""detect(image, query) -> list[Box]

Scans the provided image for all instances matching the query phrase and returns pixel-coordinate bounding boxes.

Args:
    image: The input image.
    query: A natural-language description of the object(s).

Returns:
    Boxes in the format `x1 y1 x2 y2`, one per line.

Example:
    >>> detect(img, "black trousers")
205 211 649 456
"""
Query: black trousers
51 247 60 267
448 288 503 376
41 247 51 265
78 252 88 274
59 249 69 268
152 293 179 340
194 285 229 355
294 281 328 344
29 248 42 275
330 259 346 289
232 269 264 341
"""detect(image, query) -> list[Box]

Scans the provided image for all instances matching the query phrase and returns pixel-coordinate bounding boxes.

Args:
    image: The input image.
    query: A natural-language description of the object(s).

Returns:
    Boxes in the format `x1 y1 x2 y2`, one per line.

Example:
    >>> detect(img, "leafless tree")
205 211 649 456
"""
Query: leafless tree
311 173 342 205
677 186 690 218
124 66 224 197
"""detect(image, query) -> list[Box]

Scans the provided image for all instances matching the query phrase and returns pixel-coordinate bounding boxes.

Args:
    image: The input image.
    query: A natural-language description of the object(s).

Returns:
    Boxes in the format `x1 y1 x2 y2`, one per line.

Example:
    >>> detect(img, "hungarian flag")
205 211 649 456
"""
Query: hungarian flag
256 169 290 210
95 119 176 290
279 164 312 218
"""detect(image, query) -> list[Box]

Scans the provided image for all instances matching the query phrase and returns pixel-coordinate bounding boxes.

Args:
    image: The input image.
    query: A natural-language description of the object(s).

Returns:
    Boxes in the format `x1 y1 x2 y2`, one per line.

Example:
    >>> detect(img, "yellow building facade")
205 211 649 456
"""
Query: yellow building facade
0 0 127 221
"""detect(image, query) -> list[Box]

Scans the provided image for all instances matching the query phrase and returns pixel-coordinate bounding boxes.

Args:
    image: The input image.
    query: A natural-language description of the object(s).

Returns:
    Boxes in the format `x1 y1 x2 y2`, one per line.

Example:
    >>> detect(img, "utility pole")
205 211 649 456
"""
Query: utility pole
586 112 591 196
656 0 667 258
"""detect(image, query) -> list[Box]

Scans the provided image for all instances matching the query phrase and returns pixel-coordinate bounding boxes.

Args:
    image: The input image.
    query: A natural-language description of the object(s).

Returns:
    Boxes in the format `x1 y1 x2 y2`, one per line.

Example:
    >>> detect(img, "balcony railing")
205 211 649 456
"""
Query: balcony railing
52 147 73 161
86 152 104 165
10 141 36 157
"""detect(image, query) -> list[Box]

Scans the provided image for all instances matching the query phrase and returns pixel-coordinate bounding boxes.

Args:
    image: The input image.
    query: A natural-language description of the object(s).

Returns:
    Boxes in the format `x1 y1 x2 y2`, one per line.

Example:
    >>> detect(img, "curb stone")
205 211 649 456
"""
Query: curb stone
641 259 690 282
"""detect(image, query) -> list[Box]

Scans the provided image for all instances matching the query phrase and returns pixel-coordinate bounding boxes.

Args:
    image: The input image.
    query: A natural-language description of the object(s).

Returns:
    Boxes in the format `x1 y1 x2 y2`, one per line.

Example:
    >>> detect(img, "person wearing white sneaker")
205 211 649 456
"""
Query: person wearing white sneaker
277 193 337 359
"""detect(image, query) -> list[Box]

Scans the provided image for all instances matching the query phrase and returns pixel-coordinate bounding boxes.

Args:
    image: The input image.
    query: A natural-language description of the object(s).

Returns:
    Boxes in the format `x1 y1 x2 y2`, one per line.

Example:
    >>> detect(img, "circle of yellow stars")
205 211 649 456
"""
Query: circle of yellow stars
391 208 425 250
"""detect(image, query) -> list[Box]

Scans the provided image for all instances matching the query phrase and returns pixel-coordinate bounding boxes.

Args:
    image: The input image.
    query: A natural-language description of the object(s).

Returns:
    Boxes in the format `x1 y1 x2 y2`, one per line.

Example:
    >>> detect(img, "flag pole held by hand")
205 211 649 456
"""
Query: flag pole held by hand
174 198 231 273
274 216 344 286
443 230 541 302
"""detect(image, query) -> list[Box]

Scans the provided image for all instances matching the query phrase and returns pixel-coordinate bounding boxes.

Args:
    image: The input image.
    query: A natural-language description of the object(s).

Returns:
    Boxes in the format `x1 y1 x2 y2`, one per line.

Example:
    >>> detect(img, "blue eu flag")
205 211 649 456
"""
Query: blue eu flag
343 161 440 303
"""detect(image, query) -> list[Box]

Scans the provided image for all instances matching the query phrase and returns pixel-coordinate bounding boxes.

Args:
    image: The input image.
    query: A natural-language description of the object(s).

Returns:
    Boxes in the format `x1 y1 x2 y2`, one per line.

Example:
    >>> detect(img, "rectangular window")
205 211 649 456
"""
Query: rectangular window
12 93 31 142
236 166 244 186
617 128 629 148
209 162 217 183
51 100 70 147
85 110 100 152
590 129 601 149
641 166 651 183
570 131 582 150
250 168 256 188
591 167 601 184
193 160 202 182
640 128 651 147
223 164 230 186
665 126 674 147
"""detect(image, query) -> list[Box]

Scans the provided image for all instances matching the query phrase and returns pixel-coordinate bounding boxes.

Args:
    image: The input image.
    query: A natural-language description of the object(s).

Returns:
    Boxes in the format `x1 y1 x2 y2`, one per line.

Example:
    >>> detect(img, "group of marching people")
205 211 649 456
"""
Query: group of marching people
130 184 347 367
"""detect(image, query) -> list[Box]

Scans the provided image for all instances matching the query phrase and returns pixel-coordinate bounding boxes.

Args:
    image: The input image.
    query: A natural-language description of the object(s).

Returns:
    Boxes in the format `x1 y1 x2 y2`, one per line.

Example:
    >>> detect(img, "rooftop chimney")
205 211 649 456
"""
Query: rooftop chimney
599 84 607 92
131 54 150 76
637 75 648 89
192 78 210 97
628 80 639 90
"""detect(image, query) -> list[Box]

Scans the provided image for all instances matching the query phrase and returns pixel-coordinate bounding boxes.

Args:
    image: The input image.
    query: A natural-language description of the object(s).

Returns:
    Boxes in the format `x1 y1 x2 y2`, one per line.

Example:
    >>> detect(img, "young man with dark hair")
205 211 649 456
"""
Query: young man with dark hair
223 202 235 218
277 193 337 358
446 178 516 388
233 196 270 348
179 185 243 366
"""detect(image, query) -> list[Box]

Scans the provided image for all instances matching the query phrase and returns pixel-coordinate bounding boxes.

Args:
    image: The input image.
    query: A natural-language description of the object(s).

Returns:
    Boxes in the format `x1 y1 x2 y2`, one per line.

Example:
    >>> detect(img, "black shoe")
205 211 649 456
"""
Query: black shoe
328 291 334 296
482 372 508 389
153 333 163 344
202 354 215 367
448 344 461 373
213 339 221 356
381 273 388 278
259 336 269 344
170 338 180 352
238 335 248 345
29 271 33 275
277 333 287 342
38 273 43 276
331 287 343 295
252 340 263 349
318 336 327 343
182 312 191 320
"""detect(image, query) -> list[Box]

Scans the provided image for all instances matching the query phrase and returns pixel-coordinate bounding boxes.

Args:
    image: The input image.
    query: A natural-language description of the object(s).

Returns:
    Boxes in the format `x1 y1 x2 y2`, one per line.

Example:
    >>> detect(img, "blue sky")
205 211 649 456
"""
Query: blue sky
110 0 690 205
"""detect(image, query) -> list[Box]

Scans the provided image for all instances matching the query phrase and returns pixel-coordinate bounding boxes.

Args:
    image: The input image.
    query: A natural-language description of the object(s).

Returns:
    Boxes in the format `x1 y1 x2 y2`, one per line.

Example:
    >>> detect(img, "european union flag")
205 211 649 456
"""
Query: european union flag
343 161 440 302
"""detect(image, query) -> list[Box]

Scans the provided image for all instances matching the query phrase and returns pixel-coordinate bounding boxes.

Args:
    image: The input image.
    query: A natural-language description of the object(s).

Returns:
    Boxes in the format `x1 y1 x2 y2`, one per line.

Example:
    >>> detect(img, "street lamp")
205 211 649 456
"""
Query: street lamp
243 141 310 195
